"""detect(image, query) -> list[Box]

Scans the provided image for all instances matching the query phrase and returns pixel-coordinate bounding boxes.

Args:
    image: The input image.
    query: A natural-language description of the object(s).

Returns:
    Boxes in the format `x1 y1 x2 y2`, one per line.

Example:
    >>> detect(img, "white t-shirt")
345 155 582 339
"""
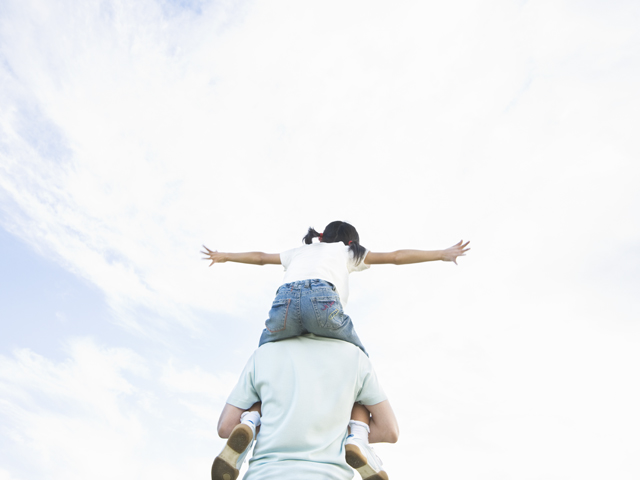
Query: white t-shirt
226 334 387 480
279 242 370 306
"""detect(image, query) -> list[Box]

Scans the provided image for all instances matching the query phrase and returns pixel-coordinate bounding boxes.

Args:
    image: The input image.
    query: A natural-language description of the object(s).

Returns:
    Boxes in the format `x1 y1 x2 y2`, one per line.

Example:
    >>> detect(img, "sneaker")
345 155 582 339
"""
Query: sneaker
211 423 255 480
345 434 389 480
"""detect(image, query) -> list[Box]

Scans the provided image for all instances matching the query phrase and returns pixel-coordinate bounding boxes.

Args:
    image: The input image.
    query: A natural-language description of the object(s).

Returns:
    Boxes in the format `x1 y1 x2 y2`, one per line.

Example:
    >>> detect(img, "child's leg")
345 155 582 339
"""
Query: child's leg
301 285 369 355
348 403 372 443
212 402 262 480
351 403 370 424
258 286 305 348
244 401 262 435
345 403 392 480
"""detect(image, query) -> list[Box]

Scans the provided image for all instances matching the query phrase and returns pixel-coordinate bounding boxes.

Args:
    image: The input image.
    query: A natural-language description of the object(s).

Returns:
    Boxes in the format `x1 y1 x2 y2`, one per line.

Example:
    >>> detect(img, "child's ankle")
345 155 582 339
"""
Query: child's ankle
240 411 261 434
348 420 370 443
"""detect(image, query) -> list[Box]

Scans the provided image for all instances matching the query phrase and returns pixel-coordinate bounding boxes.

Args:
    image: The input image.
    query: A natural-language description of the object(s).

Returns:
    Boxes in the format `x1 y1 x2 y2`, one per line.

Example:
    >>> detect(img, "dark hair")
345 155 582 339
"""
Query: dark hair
302 221 367 265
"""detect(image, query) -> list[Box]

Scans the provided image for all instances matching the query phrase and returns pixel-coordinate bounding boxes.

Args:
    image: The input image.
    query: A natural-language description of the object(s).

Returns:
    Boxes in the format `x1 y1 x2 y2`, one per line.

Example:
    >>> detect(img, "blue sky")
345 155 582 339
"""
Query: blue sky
0 227 109 358
1 0 639 479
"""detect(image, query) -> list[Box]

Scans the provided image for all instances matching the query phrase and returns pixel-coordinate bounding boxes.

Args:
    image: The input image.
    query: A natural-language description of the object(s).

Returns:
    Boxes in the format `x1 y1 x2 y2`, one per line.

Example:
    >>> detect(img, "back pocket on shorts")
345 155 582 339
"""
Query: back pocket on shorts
265 298 291 333
311 296 346 330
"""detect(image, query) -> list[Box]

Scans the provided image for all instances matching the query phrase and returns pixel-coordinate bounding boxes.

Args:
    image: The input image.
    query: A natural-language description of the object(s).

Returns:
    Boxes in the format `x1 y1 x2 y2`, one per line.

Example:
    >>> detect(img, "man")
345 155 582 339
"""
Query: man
213 334 399 480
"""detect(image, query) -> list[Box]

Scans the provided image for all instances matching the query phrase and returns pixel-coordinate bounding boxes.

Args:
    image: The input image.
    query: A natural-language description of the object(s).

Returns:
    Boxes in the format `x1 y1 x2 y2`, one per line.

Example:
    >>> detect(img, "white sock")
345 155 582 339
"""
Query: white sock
240 411 261 436
348 420 370 443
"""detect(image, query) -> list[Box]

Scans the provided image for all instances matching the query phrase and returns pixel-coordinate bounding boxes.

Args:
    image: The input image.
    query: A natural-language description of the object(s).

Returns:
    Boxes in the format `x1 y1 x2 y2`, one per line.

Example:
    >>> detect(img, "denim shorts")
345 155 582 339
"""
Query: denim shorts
258 279 368 356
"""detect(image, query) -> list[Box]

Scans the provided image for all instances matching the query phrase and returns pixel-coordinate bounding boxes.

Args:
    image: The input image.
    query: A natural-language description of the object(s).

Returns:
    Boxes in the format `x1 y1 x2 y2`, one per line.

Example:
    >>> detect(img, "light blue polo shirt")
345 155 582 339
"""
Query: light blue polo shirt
226 334 387 480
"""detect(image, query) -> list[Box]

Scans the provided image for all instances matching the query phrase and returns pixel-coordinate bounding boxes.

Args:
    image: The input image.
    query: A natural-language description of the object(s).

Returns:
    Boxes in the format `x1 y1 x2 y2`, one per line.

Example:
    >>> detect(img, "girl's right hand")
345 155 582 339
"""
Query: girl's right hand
201 245 227 266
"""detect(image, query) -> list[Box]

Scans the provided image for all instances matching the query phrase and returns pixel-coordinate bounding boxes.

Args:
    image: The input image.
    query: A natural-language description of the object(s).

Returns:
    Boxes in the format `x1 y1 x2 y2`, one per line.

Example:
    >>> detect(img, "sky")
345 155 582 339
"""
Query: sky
0 0 639 479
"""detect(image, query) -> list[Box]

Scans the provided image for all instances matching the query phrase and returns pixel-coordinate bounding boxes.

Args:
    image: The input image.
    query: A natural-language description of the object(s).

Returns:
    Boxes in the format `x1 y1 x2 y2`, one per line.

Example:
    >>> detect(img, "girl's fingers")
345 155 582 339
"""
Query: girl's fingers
201 245 220 260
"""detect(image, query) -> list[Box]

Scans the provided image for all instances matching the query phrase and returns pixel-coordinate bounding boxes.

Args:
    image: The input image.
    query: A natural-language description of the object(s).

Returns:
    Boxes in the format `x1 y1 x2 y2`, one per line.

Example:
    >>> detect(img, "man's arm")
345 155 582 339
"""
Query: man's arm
218 402 263 438
218 403 246 438
217 403 244 438
365 400 399 444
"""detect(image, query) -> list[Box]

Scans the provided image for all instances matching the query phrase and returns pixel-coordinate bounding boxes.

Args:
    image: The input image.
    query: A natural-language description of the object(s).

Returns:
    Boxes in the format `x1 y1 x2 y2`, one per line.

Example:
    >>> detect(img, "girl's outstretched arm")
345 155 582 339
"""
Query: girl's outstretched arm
201 245 281 266
364 240 470 266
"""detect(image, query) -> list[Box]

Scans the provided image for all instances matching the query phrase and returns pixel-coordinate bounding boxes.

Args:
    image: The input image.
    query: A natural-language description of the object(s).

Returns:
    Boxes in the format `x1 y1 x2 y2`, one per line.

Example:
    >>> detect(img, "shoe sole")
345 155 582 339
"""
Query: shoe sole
211 424 254 480
345 444 389 480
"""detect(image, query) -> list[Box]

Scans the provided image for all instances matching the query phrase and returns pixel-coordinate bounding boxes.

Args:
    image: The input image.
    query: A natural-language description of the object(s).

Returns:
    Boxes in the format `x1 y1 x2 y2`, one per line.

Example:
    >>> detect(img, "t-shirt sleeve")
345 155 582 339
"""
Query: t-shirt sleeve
348 248 371 273
355 354 387 406
279 247 298 271
226 352 261 409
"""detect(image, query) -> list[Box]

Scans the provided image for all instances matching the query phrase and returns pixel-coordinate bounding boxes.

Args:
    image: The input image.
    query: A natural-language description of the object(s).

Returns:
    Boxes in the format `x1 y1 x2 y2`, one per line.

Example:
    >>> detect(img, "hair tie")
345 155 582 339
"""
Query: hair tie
318 233 323 241
348 241 353 245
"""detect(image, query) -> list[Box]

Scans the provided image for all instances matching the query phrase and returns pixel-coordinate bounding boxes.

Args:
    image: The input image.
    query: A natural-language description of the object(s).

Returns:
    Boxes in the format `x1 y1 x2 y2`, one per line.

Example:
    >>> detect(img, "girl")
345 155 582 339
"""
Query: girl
203 221 470 480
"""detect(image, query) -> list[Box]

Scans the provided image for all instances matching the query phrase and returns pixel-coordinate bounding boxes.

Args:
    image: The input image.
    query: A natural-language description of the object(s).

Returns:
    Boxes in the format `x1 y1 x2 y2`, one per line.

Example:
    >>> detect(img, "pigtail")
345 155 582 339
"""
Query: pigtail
348 240 367 265
302 227 321 244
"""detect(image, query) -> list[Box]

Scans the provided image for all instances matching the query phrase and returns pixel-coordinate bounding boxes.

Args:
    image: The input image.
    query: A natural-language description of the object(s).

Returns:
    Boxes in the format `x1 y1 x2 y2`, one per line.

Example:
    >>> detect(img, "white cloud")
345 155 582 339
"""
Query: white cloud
160 358 238 434
1 0 637 335
0 337 237 480
0 469 21 480
0 339 145 479
161 359 236 398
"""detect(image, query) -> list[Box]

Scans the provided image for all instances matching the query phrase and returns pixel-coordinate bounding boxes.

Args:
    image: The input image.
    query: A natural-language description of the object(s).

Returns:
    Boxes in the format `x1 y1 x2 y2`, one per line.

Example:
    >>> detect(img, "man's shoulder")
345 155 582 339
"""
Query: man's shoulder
257 335 367 359
266 333 360 346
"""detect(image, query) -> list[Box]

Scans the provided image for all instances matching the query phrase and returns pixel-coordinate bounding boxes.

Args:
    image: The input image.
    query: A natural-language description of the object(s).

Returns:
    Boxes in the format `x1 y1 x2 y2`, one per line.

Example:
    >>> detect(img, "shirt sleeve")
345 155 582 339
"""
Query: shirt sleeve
348 248 371 273
355 353 387 406
279 247 298 271
226 351 261 410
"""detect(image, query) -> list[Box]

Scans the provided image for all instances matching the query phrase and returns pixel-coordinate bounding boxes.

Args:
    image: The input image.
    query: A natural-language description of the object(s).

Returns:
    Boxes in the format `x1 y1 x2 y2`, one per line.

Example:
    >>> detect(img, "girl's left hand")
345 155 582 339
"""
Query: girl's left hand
201 245 227 266
442 240 470 265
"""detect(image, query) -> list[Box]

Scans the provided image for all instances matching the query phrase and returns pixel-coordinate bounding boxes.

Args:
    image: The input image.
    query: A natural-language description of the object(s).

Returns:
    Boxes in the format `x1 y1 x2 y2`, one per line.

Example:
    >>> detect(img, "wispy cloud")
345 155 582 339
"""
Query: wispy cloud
1 0 638 337
0 337 234 479
0 338 147 479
